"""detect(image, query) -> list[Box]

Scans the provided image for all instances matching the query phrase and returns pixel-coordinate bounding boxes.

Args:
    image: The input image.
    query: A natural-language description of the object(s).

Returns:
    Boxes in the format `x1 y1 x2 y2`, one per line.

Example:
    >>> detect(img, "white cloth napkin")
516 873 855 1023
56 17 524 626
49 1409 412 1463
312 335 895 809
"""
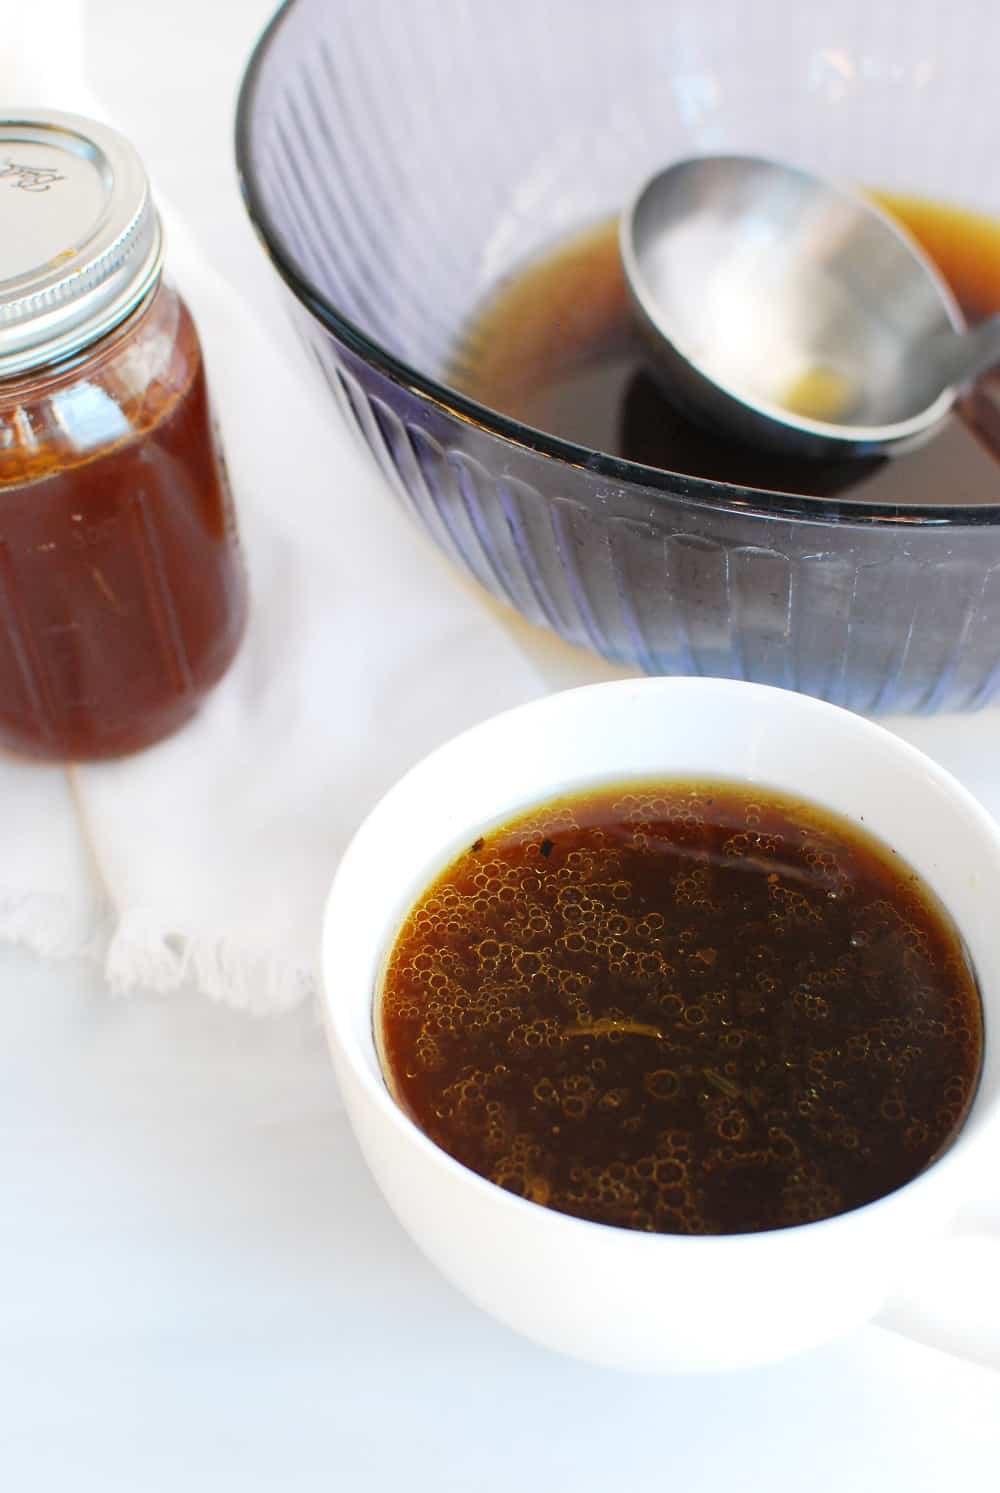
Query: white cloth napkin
0 3 544 1010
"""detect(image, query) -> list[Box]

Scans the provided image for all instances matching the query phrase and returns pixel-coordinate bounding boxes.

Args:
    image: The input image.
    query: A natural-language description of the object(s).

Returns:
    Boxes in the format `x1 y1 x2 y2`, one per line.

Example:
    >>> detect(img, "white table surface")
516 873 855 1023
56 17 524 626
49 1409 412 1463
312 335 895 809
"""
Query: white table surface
2 945 1000 1493
2 2 999 1486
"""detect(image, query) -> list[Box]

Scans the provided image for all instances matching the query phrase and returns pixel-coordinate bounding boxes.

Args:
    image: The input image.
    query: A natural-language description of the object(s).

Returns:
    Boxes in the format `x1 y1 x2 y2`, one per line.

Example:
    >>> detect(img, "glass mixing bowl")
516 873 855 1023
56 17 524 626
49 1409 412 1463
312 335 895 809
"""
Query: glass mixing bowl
236 0 1000 713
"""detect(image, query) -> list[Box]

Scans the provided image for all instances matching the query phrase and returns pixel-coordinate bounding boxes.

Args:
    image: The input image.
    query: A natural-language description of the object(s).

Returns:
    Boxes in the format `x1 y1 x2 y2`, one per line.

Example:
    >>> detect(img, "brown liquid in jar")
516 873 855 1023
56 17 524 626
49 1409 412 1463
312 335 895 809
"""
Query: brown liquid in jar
379 781 983 1236
449 194 1000 503
0 283 246 760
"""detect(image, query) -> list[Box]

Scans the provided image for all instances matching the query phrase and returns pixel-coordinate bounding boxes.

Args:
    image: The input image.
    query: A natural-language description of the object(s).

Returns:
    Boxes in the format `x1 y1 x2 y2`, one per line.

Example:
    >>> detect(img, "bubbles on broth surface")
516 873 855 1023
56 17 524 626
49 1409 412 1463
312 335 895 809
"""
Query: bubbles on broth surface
379 781 983 1235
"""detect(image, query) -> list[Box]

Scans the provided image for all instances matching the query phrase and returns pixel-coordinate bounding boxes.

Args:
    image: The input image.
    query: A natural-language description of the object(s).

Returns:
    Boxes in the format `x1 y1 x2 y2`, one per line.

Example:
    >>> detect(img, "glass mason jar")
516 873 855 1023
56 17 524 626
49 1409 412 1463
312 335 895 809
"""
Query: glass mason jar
0 109 247 760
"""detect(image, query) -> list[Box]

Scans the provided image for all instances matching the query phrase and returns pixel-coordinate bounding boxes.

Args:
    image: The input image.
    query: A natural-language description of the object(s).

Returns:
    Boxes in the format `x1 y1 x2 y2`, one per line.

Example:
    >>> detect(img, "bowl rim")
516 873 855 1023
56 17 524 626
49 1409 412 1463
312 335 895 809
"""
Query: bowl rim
235 0 1000 531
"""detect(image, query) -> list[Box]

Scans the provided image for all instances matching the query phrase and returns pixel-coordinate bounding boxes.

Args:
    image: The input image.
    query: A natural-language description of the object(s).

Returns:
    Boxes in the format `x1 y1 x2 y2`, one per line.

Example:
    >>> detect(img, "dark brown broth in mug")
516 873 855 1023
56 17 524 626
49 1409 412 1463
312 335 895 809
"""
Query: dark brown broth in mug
448 194 1000 503
378 781 983 1235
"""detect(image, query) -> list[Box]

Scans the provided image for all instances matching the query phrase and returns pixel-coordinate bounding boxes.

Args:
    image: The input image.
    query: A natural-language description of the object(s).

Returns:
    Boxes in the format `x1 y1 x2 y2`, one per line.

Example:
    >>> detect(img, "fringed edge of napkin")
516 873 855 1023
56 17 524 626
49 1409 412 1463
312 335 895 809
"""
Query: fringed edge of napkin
0 896 317 1015
104 909 318 1015
0 891 108 964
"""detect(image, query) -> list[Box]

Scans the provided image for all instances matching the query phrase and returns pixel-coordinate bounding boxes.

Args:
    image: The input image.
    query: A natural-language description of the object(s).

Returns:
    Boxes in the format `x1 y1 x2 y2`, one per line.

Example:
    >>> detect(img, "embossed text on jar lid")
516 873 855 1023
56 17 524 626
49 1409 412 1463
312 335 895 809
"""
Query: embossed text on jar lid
0 108 163 378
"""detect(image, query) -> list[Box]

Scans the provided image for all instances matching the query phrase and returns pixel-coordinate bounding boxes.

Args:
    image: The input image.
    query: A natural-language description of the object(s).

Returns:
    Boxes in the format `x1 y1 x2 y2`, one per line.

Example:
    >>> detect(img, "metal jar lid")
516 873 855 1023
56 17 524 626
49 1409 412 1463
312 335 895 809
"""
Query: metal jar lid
0 108 163 378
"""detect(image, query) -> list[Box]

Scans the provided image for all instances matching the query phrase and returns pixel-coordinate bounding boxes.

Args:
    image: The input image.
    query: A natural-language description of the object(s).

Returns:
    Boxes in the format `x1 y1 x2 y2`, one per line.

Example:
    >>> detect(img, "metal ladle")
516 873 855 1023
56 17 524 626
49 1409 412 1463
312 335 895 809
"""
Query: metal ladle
620 155 1000 459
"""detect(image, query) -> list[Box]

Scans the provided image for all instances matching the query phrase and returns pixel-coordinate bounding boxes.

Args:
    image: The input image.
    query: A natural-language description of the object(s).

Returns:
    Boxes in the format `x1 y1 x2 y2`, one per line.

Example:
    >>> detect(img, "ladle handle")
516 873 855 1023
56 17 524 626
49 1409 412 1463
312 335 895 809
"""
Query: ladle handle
955 366 1000 467
938 313 1000 390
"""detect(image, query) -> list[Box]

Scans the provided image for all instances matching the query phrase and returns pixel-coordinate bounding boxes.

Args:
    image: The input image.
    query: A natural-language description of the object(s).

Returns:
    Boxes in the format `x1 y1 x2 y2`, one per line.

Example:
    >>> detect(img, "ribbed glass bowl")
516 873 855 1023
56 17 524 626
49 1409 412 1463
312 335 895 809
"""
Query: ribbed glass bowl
236 0 1000 713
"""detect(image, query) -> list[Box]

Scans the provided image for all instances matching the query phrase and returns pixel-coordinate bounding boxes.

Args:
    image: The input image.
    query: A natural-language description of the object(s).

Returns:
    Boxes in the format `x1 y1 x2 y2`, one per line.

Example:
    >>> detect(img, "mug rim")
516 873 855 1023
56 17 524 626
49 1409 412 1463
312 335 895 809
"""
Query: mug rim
321 676 1000 1251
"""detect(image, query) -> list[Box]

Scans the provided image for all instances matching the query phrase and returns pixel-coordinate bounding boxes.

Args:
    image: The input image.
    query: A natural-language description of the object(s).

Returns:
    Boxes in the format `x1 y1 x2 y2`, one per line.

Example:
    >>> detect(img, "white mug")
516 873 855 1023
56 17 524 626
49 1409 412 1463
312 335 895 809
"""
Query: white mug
321 678 1000 1373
